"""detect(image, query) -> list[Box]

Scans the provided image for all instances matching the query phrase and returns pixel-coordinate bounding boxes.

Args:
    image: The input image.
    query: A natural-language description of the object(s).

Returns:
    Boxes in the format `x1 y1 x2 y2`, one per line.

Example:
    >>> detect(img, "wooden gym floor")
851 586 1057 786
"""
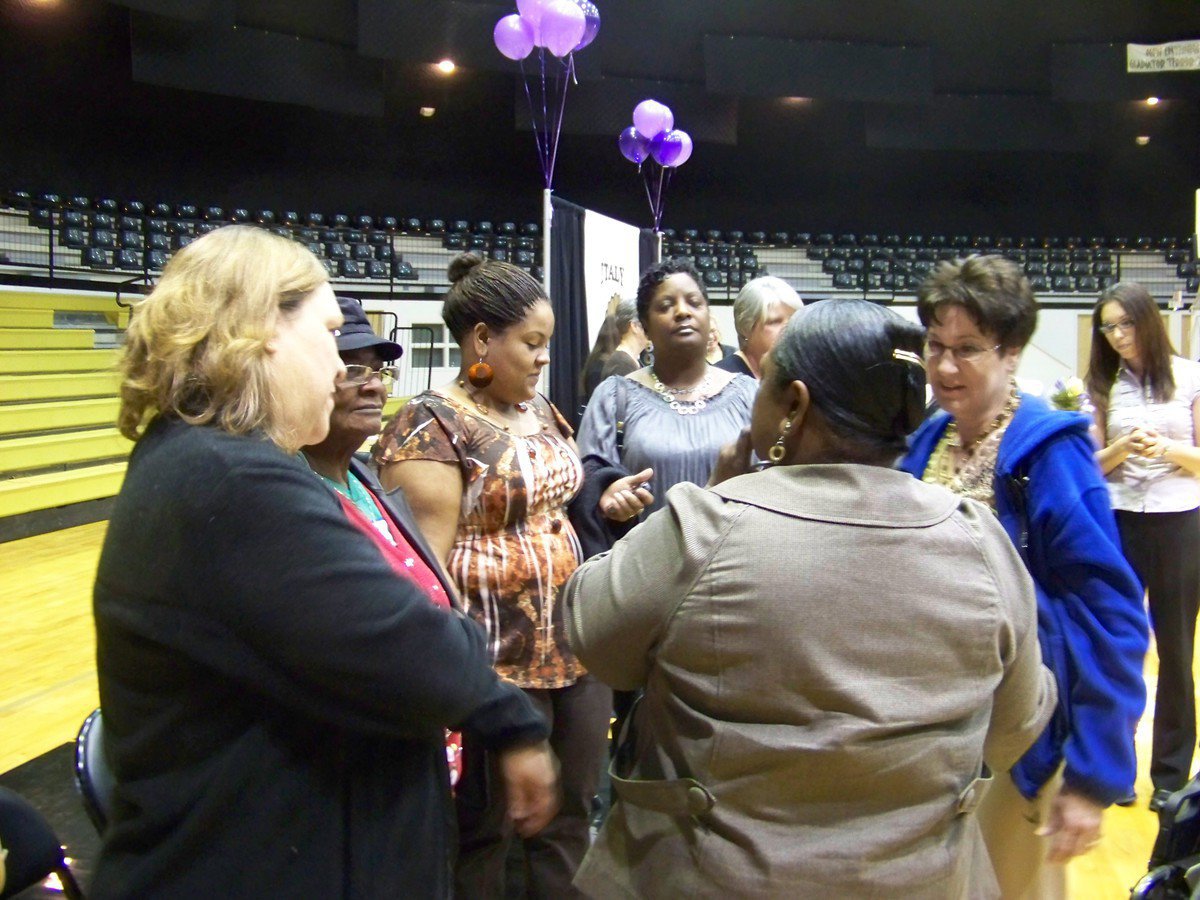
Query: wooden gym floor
0 520 1171 897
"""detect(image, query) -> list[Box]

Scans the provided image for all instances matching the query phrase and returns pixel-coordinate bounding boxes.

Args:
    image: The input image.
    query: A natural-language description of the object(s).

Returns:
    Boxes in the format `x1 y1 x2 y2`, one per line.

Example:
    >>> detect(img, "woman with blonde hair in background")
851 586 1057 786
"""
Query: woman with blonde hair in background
92 227 557 899
715 274 804 379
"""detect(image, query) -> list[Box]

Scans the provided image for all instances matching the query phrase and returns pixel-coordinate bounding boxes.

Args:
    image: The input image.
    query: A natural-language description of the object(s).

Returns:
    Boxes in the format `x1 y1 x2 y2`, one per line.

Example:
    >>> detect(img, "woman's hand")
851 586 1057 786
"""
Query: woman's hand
1129 426 1170 459
708 428 755 487
499 741 561 838
1038 789 1104 863
1107 429 1139 457
600 468 654 522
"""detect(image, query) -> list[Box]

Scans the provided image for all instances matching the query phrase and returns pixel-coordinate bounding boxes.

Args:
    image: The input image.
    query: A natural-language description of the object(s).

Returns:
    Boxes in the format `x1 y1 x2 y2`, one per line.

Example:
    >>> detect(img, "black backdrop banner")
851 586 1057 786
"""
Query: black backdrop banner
549 195 587 428
639 228 659 274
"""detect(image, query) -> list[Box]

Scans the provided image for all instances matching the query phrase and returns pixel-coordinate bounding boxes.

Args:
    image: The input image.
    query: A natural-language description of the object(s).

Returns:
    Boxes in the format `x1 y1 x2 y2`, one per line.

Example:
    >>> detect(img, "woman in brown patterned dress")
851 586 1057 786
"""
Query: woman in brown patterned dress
374 253 643 898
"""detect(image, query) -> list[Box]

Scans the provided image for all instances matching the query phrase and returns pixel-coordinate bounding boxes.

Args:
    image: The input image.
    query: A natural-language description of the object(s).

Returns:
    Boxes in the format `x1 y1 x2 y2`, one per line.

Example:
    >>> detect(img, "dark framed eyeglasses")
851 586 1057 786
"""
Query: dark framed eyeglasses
922 339 1002 365
1098 318 1135 336
341 364 400 387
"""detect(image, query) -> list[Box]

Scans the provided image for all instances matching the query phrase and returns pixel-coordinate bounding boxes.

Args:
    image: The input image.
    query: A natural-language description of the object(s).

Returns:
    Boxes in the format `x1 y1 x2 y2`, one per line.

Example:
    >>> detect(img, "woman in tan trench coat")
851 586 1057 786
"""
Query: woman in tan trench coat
564 299 1057 899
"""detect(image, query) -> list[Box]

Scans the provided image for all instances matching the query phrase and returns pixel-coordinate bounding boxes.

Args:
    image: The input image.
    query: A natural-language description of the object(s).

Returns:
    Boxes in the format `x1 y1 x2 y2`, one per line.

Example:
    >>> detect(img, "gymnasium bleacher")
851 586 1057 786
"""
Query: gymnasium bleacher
659 228 1197 302
0 289 128 535
6 191 1195 303
2 192 545 293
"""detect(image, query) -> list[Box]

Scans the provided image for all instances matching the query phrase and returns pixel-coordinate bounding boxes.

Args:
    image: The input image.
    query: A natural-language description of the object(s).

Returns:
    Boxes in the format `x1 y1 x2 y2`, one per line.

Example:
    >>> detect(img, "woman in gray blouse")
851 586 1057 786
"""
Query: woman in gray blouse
576 258 757 528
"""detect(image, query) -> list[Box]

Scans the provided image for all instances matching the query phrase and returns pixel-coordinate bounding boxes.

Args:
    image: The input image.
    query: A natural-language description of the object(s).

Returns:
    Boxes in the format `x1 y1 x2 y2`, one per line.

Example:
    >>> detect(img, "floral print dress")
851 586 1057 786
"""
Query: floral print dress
373 391 586 689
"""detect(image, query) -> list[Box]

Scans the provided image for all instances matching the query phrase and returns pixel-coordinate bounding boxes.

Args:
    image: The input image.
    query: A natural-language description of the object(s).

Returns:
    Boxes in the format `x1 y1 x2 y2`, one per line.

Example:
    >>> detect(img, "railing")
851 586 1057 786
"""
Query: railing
0 198 488 295
389 325 436 396
3 195 1194 306
114 274 152 309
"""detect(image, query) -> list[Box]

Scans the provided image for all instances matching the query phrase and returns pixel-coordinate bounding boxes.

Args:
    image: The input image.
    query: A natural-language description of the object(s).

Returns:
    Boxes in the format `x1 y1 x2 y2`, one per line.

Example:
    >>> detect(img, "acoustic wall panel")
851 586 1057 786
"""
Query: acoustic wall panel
704 35 933 102
107 0 225 23
357 0 603 80
865 97 1094 152
131 13 384 116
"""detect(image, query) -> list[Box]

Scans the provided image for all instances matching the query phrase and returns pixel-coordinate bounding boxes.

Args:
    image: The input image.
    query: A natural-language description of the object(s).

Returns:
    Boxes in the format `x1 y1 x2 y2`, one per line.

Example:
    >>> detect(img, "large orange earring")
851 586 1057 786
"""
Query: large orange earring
467 360 494 389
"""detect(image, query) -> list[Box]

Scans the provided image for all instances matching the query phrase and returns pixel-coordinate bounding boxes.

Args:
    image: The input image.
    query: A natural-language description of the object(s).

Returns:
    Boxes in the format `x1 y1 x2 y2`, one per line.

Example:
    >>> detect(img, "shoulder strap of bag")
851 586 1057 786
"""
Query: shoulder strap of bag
1003 469 1031 555
615 375 628 460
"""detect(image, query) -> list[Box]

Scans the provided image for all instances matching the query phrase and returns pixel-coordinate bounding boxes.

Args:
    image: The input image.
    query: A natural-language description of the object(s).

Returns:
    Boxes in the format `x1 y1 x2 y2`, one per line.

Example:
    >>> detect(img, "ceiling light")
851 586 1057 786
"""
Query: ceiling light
1146 96 1160 106
419 107 436 118
436 59 456 75
1136 135 1151 146
783 97 812 105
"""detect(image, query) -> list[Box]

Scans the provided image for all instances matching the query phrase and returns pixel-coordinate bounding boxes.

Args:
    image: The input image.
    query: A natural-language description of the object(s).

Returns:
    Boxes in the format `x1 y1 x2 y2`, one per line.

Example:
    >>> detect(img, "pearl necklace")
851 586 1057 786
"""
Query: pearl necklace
650 369 712 416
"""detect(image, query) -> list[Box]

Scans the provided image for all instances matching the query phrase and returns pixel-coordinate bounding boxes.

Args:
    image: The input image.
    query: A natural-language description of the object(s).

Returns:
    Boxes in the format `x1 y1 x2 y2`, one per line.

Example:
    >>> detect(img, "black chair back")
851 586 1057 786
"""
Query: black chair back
0 785 83 899
74 707 115 835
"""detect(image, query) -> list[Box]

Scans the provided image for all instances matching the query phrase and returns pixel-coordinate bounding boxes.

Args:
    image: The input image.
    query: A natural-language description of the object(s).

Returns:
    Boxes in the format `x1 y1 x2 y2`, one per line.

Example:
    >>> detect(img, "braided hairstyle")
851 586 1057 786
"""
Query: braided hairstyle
442 252 547 341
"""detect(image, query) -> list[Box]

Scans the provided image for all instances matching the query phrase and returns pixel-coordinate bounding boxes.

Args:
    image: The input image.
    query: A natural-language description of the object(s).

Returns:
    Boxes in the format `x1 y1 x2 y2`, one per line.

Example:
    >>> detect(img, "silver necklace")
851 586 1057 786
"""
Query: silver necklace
650 369 712 416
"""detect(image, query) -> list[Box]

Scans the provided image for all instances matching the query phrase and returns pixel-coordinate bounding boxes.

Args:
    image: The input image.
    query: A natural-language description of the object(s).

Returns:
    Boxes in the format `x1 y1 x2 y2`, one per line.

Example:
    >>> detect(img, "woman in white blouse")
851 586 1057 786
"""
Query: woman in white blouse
1087 281 1200 812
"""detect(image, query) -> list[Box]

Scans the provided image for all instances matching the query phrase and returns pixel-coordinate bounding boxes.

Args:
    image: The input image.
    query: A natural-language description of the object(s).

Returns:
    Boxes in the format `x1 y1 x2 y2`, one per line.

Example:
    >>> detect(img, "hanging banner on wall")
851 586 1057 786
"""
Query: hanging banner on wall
1127 40 1200 73
582 209 641 346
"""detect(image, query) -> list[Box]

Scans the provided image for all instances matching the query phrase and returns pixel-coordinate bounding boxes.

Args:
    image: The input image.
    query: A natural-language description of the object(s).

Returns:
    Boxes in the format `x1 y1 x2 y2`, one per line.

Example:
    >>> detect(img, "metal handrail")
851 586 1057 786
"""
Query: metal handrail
114 275 151 309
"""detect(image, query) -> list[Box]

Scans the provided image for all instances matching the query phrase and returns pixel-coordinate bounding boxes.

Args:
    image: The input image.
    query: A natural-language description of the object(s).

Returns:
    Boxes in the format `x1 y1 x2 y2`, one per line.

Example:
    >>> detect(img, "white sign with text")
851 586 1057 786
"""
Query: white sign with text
582 209 642 347
1127 40 1200 73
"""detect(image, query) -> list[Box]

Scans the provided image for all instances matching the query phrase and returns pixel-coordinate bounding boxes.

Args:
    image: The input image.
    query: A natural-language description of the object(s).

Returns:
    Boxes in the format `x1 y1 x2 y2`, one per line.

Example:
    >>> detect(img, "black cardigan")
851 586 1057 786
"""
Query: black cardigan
91 418 548 899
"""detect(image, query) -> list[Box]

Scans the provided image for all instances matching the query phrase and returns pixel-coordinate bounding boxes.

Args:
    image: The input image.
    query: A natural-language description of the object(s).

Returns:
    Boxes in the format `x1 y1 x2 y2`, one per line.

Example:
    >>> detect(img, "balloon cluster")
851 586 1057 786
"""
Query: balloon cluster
494 0 599 60
493 0 600 188
618 100 692 230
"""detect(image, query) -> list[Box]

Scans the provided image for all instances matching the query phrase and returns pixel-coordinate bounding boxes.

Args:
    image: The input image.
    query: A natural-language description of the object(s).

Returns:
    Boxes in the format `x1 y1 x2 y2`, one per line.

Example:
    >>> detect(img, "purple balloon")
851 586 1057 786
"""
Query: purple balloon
618 126 651 165
649 130 684 167
493 14 535 61
516 0 548 28
633 100 674 140
670 130 693 167
539 0 586 57
572 0 600 51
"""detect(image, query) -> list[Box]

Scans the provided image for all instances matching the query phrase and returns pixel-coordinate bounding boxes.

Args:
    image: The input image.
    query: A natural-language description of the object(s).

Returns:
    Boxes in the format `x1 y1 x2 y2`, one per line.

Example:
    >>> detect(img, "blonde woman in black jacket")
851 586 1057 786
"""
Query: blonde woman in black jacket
93 226 558 899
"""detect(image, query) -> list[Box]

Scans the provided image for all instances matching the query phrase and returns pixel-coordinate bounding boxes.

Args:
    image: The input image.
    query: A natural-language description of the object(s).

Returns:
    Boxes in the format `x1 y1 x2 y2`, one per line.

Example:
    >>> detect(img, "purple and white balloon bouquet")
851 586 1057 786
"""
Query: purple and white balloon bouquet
493 0 601 187
617 99 693 229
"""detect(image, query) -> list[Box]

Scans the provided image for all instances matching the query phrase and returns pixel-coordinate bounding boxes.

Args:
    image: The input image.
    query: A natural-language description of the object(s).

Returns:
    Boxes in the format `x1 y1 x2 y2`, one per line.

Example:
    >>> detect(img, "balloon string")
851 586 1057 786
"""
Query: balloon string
641 164 656 222
519 58 547 184
654 163 666 231
539 47 551 186
660 165 674 231
546 54 573 187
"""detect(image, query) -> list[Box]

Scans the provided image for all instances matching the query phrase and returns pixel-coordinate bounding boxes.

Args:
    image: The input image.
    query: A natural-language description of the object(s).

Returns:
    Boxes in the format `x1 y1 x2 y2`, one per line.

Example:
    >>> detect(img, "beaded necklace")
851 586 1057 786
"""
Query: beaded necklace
925 382 1021 509
650 368 713 416
943 382 1021 455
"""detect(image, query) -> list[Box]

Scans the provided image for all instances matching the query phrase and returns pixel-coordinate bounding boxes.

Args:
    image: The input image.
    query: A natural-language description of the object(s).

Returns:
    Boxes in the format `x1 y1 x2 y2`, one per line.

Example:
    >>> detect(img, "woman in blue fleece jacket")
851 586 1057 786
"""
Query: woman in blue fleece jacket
899 255 1147 899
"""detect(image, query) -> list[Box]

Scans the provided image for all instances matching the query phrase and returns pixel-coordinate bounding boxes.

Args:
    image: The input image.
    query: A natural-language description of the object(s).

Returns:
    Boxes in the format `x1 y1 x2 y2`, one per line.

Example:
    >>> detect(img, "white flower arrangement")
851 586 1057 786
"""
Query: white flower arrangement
1049 376 1093 415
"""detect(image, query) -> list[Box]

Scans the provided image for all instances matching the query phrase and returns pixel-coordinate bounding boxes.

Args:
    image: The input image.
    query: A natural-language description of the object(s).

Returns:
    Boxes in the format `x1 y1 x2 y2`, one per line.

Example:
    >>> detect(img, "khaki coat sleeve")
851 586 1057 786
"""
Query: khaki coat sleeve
969 502 1059 772
564 482 734 691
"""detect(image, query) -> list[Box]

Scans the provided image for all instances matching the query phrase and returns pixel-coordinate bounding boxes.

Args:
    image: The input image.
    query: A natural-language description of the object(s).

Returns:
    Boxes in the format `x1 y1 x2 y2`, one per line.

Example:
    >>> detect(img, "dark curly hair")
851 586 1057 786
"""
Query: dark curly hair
635 257 706 326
